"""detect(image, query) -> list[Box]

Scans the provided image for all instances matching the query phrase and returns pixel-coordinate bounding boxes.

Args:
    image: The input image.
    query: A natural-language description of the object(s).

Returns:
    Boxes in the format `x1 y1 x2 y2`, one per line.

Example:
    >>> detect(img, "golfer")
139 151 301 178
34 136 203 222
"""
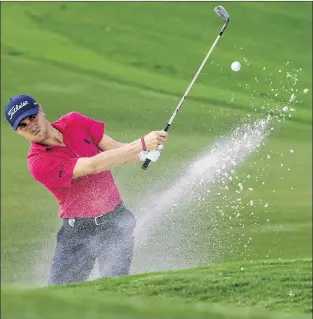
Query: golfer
5 94 168 285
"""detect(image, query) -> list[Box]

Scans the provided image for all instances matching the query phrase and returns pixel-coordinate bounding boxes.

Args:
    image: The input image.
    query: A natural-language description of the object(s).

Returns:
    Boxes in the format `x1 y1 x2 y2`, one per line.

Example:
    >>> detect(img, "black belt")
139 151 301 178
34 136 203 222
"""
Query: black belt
64 203 124 227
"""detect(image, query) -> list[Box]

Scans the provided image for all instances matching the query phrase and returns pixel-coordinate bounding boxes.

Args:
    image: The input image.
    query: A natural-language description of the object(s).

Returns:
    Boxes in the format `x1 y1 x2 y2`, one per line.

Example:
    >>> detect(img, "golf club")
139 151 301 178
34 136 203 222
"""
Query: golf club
142 6 230 170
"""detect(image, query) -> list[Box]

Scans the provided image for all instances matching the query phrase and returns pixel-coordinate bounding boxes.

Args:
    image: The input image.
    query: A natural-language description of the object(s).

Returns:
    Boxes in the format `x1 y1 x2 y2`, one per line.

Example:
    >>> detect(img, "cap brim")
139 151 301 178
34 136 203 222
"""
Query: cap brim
13 107 39 130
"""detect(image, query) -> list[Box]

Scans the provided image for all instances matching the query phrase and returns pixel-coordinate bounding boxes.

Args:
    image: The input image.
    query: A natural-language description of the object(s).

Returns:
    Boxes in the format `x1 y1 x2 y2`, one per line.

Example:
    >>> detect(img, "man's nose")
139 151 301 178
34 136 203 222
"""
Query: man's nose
28 121 37 132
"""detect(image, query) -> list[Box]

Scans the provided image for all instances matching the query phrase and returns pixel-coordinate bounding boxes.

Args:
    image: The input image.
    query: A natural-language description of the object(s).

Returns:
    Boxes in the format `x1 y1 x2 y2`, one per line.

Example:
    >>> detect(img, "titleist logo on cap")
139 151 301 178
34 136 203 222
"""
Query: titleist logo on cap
8 101 30 120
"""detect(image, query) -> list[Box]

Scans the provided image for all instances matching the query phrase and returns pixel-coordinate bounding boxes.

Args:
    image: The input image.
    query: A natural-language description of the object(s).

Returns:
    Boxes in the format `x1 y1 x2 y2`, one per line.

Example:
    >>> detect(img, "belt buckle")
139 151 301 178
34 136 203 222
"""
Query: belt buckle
94 214 105 226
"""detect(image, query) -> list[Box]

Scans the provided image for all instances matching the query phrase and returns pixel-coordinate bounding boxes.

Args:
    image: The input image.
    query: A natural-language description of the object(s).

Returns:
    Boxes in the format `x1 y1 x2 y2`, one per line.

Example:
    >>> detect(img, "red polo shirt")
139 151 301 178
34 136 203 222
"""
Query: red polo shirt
27 112 122 218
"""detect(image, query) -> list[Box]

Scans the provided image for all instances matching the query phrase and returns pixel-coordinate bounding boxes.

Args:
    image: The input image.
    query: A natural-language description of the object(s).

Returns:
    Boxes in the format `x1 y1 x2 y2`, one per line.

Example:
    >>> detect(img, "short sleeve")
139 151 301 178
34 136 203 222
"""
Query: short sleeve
29 156 79 189
68 112 104 145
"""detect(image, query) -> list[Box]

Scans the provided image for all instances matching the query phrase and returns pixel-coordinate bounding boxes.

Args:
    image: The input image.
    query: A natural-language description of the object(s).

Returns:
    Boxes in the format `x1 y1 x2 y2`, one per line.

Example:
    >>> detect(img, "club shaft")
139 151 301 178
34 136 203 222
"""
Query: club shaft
164 21 228 132
142 18 229 170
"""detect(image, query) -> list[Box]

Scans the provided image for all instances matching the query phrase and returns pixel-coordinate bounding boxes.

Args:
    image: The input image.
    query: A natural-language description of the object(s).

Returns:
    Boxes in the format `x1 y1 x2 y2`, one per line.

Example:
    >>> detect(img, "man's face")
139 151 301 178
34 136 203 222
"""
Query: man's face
16 108 48 143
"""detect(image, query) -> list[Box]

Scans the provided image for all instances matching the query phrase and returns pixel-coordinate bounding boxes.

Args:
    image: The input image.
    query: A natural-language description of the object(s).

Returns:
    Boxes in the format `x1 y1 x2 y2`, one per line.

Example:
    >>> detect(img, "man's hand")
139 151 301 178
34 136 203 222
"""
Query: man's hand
143 131 168 150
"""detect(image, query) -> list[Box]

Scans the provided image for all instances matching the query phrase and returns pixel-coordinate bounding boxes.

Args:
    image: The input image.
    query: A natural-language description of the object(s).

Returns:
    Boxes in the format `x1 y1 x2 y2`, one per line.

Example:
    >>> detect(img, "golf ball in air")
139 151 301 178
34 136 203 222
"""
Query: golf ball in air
231 61 241 72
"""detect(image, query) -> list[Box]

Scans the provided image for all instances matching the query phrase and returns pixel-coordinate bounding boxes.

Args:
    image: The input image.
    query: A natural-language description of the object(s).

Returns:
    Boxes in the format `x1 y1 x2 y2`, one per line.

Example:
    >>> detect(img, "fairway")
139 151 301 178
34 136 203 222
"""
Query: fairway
1 1 312 318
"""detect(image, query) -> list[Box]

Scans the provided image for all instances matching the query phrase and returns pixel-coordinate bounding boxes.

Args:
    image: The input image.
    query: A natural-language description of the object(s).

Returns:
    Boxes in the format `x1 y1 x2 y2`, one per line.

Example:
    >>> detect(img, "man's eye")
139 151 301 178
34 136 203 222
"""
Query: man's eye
18 123 27 129
30 115 37 120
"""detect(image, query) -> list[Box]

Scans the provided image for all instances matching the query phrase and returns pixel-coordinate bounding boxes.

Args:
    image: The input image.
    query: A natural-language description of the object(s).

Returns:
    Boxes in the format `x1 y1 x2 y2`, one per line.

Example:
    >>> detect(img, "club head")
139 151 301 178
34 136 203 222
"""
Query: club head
214 6 229 23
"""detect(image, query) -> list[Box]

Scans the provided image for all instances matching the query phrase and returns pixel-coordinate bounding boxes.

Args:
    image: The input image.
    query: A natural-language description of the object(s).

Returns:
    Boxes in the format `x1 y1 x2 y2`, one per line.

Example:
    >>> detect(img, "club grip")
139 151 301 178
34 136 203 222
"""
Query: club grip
164 123 170 132
141 123 170 171
141 158 151 170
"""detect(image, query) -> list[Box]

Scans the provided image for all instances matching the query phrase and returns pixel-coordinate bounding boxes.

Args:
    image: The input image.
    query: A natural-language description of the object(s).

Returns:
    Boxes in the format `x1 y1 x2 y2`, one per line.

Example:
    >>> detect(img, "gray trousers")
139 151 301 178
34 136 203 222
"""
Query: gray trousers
48 204 136 285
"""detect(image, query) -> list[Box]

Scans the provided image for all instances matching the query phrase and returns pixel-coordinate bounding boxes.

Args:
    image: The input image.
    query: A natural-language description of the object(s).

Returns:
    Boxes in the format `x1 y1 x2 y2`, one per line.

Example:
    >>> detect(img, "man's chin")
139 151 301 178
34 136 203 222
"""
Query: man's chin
31 132 46 143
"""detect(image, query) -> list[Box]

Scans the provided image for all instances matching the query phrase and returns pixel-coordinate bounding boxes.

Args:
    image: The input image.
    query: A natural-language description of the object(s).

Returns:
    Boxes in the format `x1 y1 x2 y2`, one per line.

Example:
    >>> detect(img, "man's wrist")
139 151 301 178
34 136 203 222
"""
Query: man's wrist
138 150 147 162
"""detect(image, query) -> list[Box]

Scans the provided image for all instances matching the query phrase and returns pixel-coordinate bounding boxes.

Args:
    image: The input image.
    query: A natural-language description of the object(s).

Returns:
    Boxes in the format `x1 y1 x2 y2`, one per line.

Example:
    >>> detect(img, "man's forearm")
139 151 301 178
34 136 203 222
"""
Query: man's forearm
73 140 142 178
101 142 141 164
94 141 142 170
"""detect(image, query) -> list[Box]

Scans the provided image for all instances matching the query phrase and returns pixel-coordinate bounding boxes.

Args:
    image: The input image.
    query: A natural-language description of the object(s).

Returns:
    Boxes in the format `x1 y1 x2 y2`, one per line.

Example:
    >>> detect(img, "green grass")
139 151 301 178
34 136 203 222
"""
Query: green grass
2 259 312 319
0 1 312 318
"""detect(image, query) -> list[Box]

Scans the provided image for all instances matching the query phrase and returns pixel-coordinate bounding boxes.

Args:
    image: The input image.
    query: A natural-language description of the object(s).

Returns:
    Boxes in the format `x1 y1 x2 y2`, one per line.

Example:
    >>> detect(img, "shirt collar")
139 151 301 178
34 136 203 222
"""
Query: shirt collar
51 120 68 133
